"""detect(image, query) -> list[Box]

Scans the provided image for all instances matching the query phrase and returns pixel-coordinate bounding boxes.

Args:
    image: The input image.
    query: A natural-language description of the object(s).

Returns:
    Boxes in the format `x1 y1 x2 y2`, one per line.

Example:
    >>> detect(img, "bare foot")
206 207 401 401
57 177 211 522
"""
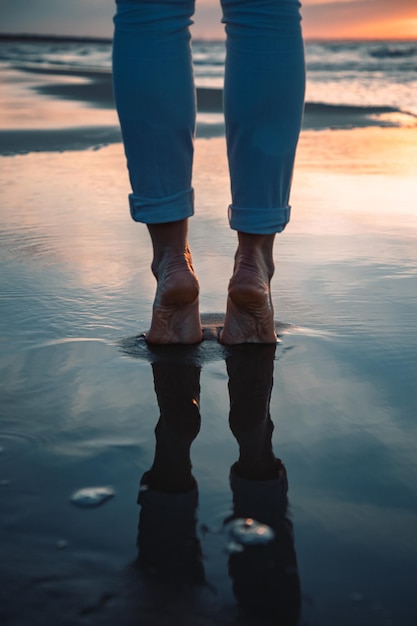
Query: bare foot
145 220 202 344
146 250 202 344
220 234 277 345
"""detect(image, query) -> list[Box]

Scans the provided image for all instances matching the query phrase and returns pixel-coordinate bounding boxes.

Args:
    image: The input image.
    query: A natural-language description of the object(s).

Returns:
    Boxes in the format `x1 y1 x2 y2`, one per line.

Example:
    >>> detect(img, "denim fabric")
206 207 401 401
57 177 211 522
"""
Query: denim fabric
113 0 305 233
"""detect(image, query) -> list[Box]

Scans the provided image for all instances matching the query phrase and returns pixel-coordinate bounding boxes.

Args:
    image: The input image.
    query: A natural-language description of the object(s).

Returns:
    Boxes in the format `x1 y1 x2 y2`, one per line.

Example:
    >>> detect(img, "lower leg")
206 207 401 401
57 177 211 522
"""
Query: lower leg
146 219 202 344
113 3 200 343
220 232 276 344
220 0 305 343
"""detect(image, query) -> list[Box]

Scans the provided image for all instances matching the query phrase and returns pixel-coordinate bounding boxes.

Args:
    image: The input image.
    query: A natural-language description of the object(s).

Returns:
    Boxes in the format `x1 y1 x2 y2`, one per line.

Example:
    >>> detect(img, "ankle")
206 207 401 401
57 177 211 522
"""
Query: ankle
147 219 191 272
151 248 194 280
235 233 275 279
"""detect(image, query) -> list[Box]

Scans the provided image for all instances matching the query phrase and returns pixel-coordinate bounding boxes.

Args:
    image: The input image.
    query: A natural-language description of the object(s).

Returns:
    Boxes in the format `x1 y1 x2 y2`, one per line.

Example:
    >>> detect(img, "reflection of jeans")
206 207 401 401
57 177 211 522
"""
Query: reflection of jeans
112 0 305 234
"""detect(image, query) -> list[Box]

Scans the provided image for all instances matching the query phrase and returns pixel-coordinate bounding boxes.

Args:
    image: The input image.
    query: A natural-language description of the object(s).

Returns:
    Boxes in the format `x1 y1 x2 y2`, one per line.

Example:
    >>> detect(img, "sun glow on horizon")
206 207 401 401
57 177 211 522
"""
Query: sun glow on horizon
346 18 417 41
298 0 417 41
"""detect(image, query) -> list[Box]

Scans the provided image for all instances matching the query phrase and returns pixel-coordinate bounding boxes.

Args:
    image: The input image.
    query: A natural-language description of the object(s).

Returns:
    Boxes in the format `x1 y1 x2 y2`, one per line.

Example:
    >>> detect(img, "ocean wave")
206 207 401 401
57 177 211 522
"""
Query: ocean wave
369 45 417 59
302 101 417 130
304 102 403 115
197 91 416 120
2 37 417 122
307 62 417 74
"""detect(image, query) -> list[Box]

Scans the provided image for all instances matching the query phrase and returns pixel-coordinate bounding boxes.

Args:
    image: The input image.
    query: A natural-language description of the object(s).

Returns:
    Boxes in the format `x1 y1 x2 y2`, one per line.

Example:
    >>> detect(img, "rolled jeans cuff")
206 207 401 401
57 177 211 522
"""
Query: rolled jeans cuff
228 204 291 235
129 188 194 224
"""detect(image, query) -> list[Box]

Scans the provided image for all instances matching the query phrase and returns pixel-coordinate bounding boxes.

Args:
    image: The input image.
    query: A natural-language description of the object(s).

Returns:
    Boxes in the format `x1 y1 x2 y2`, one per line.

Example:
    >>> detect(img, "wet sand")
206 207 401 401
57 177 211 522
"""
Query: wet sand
1 64 417 626
2 64 416 155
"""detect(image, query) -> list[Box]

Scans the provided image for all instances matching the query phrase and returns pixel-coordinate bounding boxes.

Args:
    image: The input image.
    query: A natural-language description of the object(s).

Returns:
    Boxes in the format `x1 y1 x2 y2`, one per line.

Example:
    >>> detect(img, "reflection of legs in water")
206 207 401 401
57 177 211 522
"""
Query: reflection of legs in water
137 358 205 585
227 344 278 480
144 359 201 493
228 472 301 625
226 344 301 623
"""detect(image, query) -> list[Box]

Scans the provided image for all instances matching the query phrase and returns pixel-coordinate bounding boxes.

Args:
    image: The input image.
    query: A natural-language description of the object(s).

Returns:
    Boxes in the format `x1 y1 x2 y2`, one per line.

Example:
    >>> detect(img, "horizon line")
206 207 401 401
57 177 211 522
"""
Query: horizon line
1 32 417 44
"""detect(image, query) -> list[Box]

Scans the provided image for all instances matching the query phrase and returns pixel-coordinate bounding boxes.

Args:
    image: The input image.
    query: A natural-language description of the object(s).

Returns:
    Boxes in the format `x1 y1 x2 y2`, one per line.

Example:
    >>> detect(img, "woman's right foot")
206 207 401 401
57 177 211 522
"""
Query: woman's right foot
220 234 277 345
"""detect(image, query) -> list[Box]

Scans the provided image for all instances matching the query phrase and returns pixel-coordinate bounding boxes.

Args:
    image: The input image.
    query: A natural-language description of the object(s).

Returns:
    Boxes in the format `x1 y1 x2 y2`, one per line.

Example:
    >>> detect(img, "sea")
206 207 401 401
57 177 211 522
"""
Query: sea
0 36 416 117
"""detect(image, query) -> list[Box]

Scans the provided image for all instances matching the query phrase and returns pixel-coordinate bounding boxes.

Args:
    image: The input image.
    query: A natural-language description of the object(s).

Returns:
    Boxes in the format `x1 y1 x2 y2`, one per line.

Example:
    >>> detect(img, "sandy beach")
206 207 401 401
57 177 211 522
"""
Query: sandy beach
1 58 417 626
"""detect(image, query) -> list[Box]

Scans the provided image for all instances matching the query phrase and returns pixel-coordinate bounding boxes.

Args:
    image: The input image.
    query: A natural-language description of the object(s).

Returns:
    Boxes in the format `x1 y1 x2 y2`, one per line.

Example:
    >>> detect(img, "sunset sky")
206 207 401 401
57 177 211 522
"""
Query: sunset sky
1 0 417 40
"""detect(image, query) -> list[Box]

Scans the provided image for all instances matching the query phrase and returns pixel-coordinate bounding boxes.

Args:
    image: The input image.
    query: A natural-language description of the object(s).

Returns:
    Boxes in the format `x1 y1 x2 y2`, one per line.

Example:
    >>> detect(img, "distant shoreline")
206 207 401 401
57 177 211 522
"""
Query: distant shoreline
1 32 417 45
0 33 113 44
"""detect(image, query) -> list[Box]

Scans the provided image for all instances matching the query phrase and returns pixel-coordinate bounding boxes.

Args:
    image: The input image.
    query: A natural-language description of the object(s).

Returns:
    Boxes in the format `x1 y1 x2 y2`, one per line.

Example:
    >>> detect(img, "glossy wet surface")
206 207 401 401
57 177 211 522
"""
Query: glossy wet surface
1 131 417 625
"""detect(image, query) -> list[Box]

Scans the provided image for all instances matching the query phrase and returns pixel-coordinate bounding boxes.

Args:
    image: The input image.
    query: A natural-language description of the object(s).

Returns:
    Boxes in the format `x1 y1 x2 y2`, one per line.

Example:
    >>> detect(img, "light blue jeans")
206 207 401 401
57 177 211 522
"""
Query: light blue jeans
112 0 305 234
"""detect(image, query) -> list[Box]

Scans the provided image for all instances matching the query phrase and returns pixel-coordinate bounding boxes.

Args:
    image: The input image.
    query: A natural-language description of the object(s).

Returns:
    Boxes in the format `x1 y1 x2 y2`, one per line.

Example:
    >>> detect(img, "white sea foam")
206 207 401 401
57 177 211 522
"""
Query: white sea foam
1 38 416 115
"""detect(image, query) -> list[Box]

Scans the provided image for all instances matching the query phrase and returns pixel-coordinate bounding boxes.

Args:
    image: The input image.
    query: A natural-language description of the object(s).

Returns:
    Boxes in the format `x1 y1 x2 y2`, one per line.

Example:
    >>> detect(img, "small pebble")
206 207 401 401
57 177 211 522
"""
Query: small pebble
227 517 275 547
70 486 115 508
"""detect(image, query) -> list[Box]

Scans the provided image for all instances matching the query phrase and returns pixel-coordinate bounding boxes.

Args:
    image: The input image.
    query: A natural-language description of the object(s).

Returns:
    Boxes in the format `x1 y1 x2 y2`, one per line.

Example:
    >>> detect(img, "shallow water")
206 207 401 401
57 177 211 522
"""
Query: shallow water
1 131 417 625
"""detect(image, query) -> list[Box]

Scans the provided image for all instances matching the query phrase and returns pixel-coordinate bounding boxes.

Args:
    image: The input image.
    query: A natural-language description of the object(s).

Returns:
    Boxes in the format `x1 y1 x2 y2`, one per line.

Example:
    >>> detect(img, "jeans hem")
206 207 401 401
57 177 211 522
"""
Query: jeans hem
129 188 194 224
228 204 291 234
